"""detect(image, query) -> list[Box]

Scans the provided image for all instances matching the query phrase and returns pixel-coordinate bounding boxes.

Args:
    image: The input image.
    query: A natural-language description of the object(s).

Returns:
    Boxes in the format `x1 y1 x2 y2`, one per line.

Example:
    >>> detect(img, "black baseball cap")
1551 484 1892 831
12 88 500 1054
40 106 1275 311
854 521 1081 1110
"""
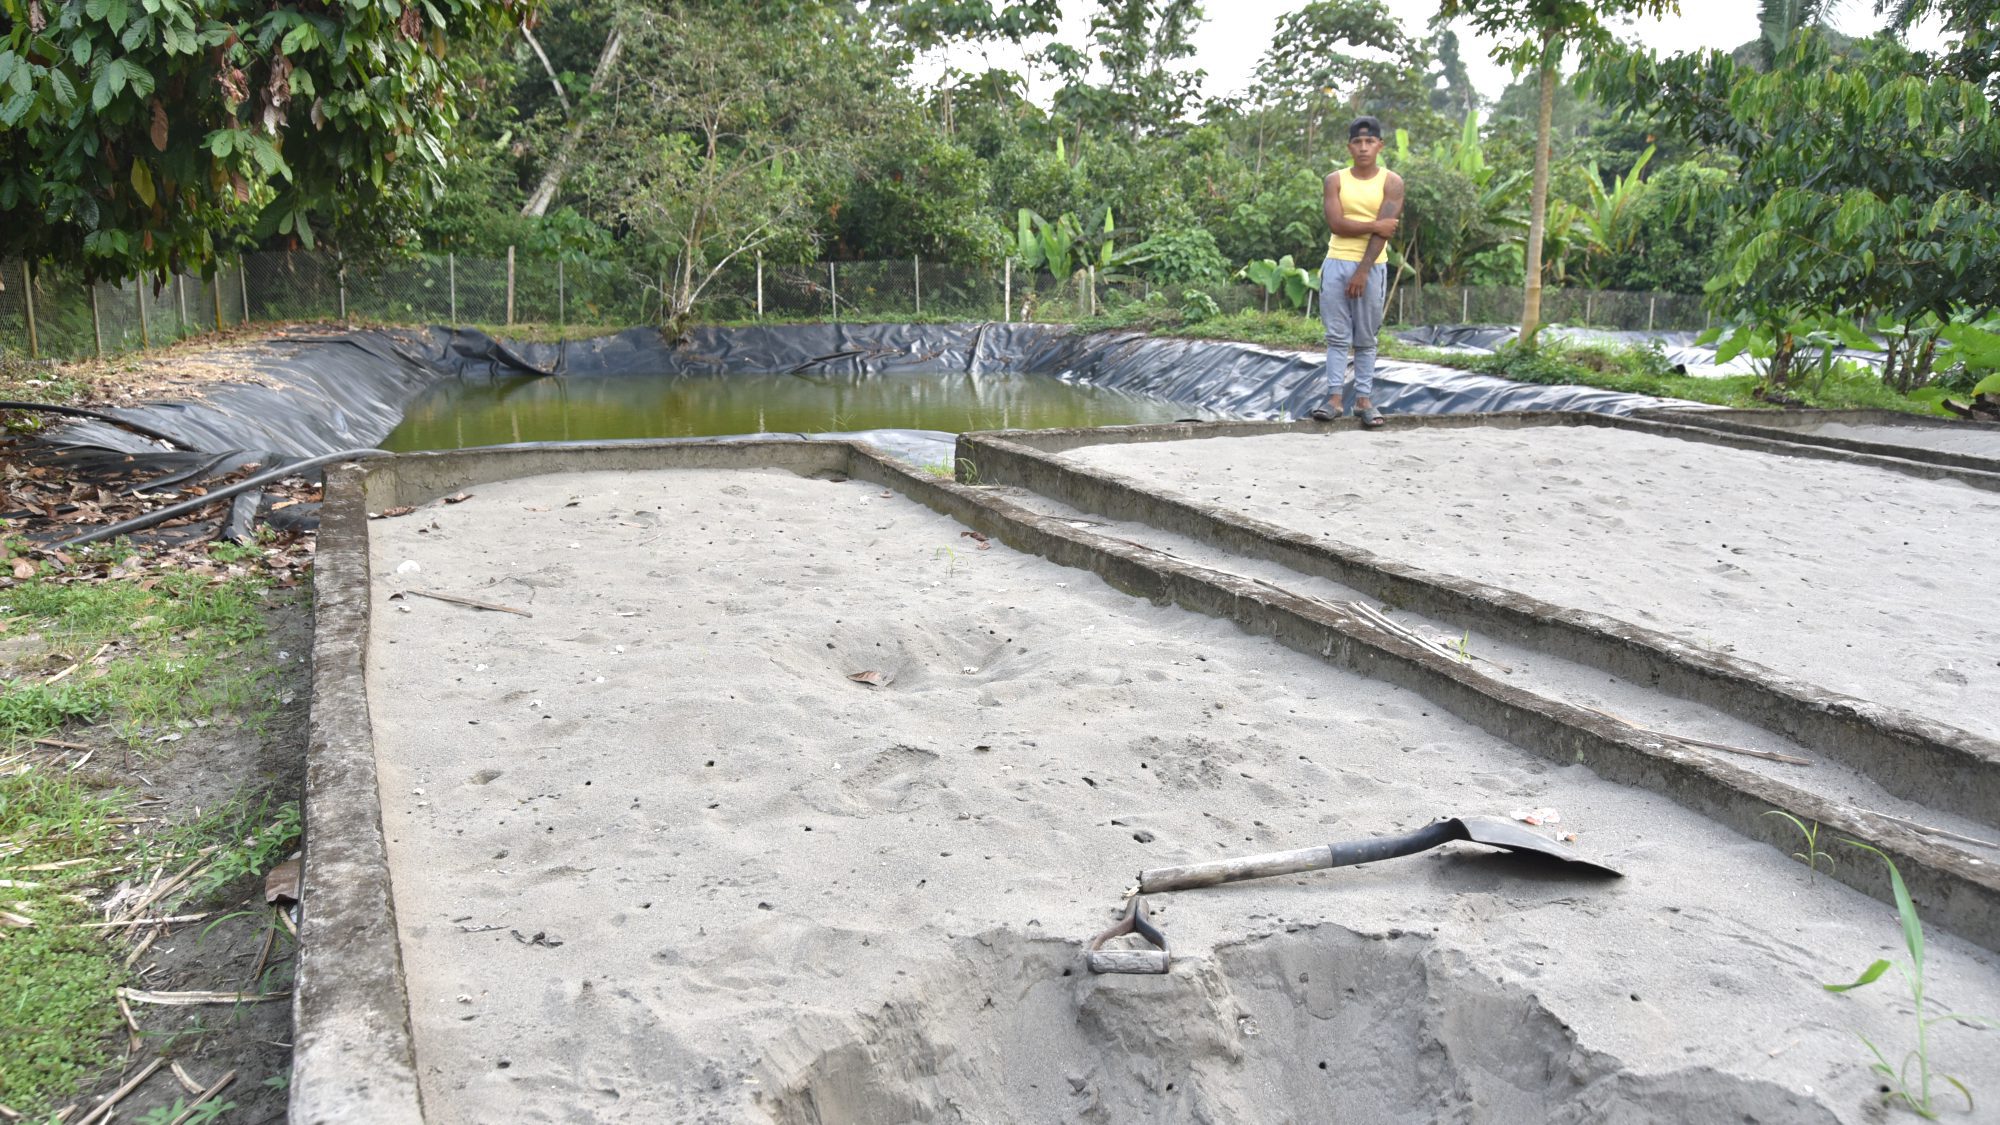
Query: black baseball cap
1348 116 1384 141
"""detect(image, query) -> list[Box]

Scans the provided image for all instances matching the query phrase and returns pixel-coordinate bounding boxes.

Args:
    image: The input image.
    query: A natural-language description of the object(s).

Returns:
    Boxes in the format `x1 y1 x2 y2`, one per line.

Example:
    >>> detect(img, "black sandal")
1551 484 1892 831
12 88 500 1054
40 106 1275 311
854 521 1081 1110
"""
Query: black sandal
1308 406 1336 422
1358 406 1385 429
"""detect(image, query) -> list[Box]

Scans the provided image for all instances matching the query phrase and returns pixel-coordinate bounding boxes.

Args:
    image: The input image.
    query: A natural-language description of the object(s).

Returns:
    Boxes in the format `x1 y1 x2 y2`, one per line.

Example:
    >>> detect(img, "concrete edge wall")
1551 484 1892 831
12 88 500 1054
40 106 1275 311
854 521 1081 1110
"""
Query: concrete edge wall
1627 408 2000 476
955 417 2000 831
291 462 425 1125
296 436 2000 1122
849 444 2000 953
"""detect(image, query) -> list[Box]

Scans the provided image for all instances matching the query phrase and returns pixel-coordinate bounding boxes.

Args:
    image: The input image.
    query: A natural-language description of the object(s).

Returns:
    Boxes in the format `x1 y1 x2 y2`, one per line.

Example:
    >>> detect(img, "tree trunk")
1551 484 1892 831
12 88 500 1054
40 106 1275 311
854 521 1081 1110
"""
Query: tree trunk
522 27 625 218
1519 39 1557 348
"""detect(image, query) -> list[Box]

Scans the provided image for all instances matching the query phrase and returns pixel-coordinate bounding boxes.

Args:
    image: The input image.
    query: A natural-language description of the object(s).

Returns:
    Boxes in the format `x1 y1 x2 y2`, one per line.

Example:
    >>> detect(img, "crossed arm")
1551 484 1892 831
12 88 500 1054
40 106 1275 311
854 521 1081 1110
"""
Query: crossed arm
1323 171 1406 298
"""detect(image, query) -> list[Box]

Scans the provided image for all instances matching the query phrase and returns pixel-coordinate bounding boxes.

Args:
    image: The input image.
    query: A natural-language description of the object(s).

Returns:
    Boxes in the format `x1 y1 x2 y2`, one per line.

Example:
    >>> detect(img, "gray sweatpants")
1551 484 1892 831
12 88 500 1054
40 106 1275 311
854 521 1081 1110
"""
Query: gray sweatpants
1321 258 1387 410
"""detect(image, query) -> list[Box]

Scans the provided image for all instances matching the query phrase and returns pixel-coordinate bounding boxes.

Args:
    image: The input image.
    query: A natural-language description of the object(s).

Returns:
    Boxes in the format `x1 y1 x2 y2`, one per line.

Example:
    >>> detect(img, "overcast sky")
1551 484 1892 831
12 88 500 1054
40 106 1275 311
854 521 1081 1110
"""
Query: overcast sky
911 0 1946 105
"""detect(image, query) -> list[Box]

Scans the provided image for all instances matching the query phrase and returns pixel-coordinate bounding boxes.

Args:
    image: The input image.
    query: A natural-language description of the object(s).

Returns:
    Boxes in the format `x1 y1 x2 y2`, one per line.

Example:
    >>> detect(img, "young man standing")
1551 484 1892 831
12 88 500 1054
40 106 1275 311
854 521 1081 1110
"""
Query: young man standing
1314 115 1405 428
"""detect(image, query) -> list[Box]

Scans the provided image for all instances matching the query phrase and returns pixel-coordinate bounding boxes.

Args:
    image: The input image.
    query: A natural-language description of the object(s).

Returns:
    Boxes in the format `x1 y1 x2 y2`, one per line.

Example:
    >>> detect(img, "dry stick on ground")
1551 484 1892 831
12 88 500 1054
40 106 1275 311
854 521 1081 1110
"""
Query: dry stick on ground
244 914 279 990
168 1063 203 1096
166 1071 237 1125
1588 707 1812 767
1866 810 2000 851
81 912 211 930
400 589 534 617
117 988 291 1006
72 1057 164 1125
32 738 92 751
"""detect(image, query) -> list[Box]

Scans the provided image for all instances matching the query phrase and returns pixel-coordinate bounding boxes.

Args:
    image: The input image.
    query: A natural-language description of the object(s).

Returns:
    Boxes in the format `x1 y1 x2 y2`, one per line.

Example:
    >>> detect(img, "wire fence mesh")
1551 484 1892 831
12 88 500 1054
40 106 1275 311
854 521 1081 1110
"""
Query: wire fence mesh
0 250 1711 362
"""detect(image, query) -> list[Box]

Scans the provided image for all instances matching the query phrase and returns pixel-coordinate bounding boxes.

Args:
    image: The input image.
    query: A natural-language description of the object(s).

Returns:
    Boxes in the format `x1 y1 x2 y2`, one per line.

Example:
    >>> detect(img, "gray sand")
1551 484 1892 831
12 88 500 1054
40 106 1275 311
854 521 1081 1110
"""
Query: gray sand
1066 426 2000 742
368 467 2000 1123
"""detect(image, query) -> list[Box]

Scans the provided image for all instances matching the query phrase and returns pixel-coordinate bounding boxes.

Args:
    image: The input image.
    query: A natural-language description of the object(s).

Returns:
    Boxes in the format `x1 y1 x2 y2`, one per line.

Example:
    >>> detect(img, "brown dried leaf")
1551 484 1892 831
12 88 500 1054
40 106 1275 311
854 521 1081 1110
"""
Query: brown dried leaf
263 857 301 904
372 506 417 519
846 670 894 688
443 492 473 504
150 99 169 152
10 558 34 580
959 530 991 550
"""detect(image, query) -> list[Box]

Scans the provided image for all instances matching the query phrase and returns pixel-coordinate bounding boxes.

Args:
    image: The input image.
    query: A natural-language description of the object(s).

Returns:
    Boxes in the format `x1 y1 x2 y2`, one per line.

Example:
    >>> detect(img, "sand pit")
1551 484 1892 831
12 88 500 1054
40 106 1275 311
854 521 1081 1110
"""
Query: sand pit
363 463 2000 1123
1061 425 2000 743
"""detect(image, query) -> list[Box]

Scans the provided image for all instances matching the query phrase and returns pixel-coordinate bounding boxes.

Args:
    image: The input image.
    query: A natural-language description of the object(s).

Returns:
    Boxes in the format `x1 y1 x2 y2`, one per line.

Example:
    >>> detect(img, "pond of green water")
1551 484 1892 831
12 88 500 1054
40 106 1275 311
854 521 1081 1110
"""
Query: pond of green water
381 370 1215 452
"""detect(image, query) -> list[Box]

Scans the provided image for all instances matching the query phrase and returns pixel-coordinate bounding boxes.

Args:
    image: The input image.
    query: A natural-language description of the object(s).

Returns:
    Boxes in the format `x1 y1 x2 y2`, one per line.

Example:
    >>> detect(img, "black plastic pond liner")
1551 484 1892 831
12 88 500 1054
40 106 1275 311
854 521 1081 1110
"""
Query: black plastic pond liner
1395 324 1886 376
47 322 1699 462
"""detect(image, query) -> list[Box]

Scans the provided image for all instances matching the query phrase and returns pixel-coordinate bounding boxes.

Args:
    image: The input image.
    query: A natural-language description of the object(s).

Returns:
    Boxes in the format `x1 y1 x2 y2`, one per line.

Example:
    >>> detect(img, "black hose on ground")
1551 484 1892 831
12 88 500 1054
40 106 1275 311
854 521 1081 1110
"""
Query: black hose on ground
123 449 247 495
51 447 393 550
0 401 198 450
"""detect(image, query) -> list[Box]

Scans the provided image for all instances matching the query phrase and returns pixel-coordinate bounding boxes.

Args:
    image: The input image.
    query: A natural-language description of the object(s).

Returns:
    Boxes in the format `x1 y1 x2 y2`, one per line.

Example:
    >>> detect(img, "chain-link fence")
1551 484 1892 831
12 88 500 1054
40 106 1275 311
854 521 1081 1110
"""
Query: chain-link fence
1390 284 1710 333
0 249 1711 362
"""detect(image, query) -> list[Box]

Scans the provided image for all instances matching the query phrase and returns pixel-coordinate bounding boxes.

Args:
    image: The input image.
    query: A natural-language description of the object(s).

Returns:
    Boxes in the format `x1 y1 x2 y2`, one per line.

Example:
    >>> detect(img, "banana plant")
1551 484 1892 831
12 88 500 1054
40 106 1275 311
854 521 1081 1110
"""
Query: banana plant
1573 146 1656 286
1236 255 1319 312
1015 208 1081 279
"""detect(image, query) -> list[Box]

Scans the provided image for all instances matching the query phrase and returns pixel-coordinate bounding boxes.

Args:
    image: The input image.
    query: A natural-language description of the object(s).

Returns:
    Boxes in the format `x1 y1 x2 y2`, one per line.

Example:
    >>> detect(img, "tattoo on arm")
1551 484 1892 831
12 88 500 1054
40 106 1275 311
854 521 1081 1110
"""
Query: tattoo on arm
1357 174 1406 270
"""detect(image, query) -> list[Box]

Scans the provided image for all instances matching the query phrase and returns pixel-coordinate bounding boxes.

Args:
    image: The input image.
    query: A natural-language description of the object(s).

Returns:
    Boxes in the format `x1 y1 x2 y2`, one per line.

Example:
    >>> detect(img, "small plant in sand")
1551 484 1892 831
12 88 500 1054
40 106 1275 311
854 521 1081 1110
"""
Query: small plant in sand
933 546 959 578
1824 841 1995 1120
920 461 955 480
1764 810 1835 883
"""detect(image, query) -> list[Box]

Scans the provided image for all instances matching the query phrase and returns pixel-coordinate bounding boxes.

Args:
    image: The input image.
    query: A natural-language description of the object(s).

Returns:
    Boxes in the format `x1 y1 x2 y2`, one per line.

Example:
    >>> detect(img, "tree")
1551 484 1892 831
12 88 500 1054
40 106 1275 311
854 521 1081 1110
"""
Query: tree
574 2 901 336
1044 0 1206 138
1432 0 1678 345
0 0 519 280
1595 32 2000 386
1248 0 1437 163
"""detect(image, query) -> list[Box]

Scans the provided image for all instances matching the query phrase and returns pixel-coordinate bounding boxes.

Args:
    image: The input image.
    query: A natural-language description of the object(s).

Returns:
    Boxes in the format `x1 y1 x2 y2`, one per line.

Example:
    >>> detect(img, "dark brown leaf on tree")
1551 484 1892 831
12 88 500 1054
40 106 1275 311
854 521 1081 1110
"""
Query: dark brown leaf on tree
150 100 169 152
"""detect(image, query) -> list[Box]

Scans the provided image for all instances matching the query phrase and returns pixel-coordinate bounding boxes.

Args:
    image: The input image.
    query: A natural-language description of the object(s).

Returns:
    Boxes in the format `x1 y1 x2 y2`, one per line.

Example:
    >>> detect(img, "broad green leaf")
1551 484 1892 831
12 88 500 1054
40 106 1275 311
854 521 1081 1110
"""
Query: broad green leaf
91 66 113 110
72 37 91 66
124 60 154 97
206 129 235 157
107 0 130 33
130 159 156 206
48 67 76 107
1824 958 1891 993
295 210 314 249
1974 374 2000 396
0 91 32 128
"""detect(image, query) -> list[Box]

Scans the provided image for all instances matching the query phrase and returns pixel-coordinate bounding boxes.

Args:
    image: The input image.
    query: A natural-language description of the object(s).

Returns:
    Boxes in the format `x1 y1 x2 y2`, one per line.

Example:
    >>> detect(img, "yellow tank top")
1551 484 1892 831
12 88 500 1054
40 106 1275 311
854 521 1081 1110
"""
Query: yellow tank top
1326 168 1387 262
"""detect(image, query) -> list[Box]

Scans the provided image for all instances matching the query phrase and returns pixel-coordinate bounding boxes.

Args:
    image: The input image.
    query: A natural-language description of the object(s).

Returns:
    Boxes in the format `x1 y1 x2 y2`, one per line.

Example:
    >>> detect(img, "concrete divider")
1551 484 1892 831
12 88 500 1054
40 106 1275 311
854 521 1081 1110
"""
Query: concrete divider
955 412 2000 832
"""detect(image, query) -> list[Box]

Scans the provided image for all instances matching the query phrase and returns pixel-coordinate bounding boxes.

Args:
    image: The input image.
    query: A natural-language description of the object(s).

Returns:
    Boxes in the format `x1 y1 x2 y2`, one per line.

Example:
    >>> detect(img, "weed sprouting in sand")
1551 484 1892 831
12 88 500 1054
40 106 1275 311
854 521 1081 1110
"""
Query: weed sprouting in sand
1823 840 1996 1119
1764 810 1835 883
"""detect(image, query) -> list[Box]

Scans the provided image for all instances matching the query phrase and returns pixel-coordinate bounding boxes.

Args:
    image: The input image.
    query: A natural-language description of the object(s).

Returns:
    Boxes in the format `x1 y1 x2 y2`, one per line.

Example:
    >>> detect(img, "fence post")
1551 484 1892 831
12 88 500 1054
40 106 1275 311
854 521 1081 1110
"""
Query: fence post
1585 293 1594 326
337 257 347 321
828 262 838 322
1088 265 1097 317
1461 288 1469 324
913 255 921 317
1003 258 1011 323
212 271 223 332
239 259 250 324
557 260 565 326
21 260 37 359
176 273 189 336
137 277 149 347
448 253 457 324
755 253 764 318
90 282 103 358
506 245 516 326
1647 295 1656 333
1397 288 1405 326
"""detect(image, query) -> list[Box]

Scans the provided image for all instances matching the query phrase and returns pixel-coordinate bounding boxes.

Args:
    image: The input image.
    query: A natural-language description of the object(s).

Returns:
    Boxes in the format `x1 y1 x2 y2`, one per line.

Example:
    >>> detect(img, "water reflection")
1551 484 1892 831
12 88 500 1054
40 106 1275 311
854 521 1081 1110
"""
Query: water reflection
383 370 1217 451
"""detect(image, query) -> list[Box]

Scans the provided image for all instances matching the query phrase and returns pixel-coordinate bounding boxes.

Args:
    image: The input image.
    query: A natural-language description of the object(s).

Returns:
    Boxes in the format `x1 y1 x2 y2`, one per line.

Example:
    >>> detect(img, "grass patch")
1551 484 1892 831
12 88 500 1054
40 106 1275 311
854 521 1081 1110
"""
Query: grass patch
0 553 300 1116
0 559 277 747
0 769 131 1111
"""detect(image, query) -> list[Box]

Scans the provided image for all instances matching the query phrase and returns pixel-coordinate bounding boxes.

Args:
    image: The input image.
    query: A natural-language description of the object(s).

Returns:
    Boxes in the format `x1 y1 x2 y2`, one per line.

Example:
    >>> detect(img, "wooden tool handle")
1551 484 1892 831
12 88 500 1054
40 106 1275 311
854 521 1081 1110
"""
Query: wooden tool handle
1138 820 1466 893
1139 845 1333 893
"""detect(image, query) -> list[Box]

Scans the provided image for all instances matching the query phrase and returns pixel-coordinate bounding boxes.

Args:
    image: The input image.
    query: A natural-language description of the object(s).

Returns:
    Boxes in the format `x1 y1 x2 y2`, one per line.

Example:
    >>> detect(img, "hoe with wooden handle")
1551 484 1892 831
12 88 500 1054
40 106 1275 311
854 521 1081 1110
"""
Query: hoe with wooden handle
1139 815 1622 894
